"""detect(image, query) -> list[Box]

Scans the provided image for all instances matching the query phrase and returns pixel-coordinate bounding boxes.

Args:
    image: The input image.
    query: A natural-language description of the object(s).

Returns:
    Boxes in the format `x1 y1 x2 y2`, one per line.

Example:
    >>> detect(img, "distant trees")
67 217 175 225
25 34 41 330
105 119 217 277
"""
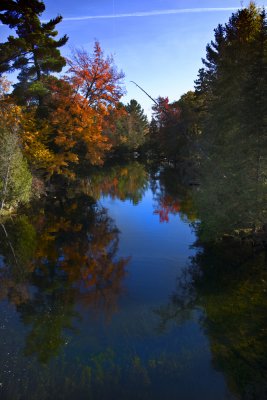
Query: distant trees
105 99 149 156
125 99 149 150
149 93 200 169
104 99 149 158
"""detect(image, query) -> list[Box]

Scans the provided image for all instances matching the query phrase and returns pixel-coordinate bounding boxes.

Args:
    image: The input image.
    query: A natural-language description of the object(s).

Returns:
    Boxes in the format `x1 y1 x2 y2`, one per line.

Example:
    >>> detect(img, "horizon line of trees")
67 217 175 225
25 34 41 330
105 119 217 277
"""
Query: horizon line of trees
0 0 266 246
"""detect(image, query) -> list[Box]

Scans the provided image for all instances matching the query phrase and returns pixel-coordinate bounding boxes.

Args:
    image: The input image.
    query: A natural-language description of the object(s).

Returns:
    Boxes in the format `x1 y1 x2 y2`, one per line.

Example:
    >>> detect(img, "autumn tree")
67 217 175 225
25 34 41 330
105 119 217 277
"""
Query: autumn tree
39 42 125 174
0 0 68 105
67 42 125 111
14 42 125 178
149 95 199 168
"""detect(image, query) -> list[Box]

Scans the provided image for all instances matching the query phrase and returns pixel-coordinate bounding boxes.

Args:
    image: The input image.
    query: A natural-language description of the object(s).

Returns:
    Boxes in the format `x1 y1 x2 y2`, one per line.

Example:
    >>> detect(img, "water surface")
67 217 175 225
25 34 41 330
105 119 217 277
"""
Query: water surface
0 163 266 399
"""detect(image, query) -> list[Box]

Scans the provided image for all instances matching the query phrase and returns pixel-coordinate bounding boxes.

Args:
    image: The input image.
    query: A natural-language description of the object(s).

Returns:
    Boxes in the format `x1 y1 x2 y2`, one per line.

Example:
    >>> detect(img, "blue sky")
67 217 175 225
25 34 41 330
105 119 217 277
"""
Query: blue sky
1 0 267 117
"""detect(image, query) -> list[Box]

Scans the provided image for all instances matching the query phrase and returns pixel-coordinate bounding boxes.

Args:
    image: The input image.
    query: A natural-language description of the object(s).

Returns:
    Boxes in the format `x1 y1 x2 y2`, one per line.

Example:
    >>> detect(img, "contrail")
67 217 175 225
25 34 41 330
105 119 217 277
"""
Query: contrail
61 7 241 22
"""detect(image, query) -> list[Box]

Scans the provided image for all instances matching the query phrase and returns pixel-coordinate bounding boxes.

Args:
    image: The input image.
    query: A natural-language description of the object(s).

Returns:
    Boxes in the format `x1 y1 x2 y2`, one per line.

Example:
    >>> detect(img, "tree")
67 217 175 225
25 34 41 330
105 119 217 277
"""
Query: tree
0 0 68 105
45 76 111 173
0 77 32 211
149 97 176 160
149 94 200 169
38 43 126 173
194 2 267 238
124 99 149 150
11 42 125 178
106 100 149 154
0 127 32 211
67 42 125 111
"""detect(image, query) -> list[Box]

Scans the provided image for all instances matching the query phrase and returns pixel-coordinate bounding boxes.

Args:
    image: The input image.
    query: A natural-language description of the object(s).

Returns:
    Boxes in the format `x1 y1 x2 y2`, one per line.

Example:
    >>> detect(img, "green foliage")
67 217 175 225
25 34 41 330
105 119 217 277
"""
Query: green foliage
193 3 267 241
81 162 149 204
0 0 68 104
0 215 37 306
107 99 149 155
157 238 267 399
0 125 32 211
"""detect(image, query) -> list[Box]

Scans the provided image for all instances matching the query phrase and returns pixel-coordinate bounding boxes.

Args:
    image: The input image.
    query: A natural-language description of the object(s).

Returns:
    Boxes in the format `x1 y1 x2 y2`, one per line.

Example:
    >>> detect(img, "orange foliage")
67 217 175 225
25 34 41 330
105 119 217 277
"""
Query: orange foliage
67 42 125 110
0 76 22 132
47 78 111 170
12 41 125 178
35 42 126 176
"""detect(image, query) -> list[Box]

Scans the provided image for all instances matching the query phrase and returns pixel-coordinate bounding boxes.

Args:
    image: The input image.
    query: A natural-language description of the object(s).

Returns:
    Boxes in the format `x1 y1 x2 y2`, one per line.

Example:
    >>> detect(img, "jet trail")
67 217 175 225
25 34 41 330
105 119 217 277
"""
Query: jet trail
61 7 240 22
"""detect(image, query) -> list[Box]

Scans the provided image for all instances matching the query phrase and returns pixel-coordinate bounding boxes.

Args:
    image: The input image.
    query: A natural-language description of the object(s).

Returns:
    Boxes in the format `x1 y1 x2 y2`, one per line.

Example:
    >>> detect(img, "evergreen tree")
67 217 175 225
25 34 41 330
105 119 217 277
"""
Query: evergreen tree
125 99 148 128
124 99 149 150
106 99 149 155
194 2 267 238
0 0 68 104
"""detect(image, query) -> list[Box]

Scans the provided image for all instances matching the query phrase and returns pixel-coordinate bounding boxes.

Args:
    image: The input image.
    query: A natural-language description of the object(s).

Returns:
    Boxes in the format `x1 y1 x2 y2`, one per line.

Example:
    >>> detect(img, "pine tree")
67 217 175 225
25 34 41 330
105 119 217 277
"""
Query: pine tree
104 99 149 155
0 0 68 105
194 2 267 239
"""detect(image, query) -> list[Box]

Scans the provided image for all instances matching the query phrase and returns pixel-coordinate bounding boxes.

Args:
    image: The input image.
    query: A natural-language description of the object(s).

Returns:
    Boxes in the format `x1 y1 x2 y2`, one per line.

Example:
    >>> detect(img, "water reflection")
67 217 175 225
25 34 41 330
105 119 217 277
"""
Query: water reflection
0 190 129 365
0 162 266 399
151 164 267 399
151 166 197 223
80 161 149 204
157 238 267 400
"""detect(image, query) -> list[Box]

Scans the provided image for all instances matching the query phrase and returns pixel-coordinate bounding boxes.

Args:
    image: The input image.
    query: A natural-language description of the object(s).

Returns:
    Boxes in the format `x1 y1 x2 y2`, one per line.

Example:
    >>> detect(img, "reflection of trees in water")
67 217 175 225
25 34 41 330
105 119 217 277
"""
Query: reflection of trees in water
150 161 267 399
193 156 267 243
157 241 267 399
0 192 129 363
80 161 149 204
150 166 197 224
0 215 37 305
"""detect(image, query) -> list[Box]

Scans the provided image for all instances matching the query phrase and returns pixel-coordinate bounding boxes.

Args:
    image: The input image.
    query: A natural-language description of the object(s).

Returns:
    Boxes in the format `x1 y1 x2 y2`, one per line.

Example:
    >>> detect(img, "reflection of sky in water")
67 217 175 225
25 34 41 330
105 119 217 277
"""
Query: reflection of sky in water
0 182 236 400
101 187 195 305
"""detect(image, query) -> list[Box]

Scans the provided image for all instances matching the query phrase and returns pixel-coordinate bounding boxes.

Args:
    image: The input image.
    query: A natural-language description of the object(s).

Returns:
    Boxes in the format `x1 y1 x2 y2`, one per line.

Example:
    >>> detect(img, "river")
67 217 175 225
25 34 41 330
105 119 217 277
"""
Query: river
0 162 266 399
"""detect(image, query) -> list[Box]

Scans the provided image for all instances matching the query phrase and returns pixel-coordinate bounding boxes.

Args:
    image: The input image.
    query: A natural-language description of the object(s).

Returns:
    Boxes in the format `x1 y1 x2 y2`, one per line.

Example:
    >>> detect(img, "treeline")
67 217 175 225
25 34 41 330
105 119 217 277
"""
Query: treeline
0 0 148 212
1 0 266 235
149 2 267 241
